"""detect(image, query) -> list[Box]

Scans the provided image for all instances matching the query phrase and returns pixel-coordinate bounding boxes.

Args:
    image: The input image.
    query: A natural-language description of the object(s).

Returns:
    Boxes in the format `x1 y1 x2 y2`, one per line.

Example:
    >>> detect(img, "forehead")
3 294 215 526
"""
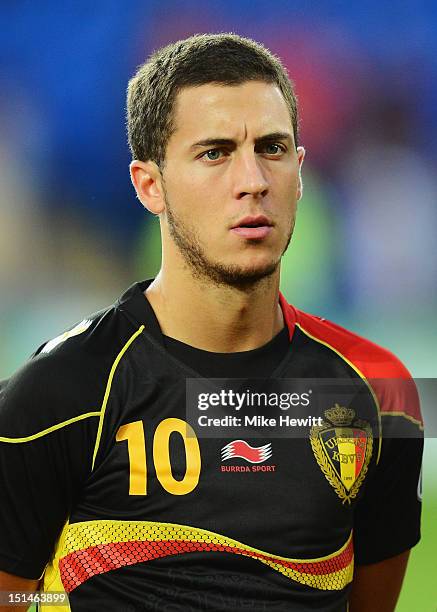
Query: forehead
171 81 292 144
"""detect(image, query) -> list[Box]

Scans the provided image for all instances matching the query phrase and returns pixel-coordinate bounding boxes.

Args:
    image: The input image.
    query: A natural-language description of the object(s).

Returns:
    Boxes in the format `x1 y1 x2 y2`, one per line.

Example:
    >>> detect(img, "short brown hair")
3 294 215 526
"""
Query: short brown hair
126 33 299 167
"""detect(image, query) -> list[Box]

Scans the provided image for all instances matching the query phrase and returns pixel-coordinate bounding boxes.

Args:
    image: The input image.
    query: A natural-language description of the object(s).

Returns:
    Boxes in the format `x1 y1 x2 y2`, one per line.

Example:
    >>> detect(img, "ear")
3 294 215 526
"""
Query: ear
129 160 165 214
296 146 306 201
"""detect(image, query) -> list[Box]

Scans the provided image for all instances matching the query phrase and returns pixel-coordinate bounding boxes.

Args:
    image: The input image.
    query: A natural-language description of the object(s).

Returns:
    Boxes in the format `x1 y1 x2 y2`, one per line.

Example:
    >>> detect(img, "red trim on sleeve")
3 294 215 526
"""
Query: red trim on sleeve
279 297 422 426
278 292 296 342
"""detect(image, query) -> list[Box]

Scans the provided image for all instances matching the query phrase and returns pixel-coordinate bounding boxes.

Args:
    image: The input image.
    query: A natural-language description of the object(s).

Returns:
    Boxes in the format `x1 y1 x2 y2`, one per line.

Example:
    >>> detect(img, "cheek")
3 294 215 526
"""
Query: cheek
272 163 299 193
287 167 300 192
275 178 299 211
169 168 220 204
166 181 221 232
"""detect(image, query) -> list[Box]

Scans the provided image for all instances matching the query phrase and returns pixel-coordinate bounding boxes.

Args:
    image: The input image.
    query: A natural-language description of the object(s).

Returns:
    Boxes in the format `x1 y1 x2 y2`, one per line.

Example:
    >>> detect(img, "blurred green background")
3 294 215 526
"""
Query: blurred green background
1 2 435 609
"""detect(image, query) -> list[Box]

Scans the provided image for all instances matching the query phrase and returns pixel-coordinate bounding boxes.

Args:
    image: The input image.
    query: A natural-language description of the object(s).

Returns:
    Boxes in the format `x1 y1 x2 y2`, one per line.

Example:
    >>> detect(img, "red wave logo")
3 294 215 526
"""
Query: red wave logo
221 440 272 464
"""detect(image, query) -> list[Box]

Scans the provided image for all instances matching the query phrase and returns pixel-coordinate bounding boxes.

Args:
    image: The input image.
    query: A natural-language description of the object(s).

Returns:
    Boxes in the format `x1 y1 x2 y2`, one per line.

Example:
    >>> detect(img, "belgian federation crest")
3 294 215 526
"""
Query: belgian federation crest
310 404 373 504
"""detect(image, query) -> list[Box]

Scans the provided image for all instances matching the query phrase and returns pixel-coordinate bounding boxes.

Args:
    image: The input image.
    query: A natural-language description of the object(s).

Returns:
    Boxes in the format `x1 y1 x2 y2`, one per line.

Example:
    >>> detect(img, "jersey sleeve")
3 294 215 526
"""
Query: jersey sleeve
279 302 424 565
353 377 424 565
0 352 100 579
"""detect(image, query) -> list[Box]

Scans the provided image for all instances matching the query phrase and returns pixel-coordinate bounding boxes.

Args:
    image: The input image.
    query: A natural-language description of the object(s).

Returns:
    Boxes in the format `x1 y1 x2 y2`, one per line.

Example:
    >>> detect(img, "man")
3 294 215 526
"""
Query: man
0 33 423 611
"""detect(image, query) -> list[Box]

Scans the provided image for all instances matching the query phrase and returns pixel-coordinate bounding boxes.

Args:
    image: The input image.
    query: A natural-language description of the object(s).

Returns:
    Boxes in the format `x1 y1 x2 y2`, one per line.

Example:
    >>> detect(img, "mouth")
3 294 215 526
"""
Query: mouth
230 215 273 240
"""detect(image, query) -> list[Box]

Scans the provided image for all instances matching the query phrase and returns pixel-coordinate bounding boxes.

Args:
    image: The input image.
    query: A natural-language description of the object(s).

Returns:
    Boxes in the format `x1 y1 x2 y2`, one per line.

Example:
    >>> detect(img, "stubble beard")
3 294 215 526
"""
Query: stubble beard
163 189 295 290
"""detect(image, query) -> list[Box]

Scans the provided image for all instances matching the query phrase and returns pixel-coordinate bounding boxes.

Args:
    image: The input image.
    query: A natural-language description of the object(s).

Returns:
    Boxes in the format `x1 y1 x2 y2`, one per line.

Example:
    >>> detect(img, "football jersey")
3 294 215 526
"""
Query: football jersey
0 279 423 611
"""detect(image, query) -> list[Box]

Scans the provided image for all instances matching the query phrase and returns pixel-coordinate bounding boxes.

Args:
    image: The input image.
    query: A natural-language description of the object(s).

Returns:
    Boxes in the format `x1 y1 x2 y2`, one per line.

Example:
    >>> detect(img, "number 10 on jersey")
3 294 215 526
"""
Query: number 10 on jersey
115 418 201 496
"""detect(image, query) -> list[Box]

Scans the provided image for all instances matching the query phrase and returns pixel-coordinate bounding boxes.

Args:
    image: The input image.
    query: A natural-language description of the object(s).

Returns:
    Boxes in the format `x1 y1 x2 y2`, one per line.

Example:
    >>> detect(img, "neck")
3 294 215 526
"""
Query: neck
145 266 284 353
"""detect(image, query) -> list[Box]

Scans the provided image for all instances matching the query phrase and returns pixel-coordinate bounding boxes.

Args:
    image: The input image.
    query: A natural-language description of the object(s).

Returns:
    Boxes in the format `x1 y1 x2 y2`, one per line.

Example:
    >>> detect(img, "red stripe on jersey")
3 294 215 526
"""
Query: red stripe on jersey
279 292 296 341
59 537 353 592
280 300 422 426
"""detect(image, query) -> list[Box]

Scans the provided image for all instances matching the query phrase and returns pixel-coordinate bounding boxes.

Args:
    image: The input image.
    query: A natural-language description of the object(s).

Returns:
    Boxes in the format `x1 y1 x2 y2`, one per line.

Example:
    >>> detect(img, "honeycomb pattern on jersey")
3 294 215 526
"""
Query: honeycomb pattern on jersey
56 520 354 593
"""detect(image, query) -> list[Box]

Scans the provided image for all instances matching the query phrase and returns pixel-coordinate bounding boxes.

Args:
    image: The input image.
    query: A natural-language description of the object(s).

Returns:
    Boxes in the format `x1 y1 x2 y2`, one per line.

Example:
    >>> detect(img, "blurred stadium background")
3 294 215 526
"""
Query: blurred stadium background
0 2 435 610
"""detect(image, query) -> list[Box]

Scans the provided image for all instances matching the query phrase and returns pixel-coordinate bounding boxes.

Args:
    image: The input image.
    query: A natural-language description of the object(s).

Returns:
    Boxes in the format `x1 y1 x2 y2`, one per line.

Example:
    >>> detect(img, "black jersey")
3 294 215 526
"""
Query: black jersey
0 280 423 612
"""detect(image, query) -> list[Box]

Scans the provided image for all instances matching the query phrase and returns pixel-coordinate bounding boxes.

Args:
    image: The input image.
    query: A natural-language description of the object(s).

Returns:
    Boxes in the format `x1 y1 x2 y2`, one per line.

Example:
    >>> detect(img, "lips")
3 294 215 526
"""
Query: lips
231 215 272 229
230 215 273 240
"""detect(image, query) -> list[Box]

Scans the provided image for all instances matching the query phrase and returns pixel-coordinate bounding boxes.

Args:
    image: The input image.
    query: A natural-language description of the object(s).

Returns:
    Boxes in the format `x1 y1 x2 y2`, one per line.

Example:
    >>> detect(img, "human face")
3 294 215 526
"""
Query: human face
160 81 304 288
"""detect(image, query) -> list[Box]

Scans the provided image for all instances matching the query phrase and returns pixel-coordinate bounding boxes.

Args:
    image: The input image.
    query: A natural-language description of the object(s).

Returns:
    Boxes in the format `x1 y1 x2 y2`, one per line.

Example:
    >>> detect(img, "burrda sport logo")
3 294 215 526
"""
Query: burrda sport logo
220 440 276 473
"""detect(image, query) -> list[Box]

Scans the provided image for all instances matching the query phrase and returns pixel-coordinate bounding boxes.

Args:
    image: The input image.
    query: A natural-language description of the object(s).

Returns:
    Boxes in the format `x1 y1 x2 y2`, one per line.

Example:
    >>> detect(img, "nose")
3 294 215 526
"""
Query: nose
231 150 269 200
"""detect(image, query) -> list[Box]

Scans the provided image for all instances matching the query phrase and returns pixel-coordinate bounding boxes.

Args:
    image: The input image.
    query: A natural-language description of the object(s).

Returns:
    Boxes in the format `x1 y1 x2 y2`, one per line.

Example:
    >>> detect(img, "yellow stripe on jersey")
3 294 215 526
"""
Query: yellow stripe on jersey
40 520 71 612
380 411 424 430
296 323 383 463
43 519 354 594
91 325 145 470
0 411 101 443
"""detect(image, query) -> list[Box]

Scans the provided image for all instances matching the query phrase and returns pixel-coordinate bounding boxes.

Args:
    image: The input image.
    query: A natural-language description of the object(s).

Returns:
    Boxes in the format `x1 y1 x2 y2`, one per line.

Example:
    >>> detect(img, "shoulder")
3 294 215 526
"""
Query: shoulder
0 301 145 440
292 307 410 379
281 297 423 430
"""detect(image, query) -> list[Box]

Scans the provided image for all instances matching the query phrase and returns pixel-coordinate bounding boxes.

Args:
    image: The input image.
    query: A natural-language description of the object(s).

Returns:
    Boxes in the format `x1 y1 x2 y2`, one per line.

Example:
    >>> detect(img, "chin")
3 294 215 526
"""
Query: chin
206 258 279 288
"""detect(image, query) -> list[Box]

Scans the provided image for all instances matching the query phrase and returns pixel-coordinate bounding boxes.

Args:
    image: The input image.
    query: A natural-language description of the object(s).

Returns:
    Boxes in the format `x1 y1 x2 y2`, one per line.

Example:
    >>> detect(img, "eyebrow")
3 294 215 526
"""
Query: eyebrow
189 132 293 150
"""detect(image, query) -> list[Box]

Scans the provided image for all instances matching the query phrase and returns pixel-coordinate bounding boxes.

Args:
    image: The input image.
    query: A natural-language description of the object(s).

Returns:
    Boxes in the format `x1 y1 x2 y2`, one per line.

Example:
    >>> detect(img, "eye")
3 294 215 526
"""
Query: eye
201 149 224 161
263 143 285 156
